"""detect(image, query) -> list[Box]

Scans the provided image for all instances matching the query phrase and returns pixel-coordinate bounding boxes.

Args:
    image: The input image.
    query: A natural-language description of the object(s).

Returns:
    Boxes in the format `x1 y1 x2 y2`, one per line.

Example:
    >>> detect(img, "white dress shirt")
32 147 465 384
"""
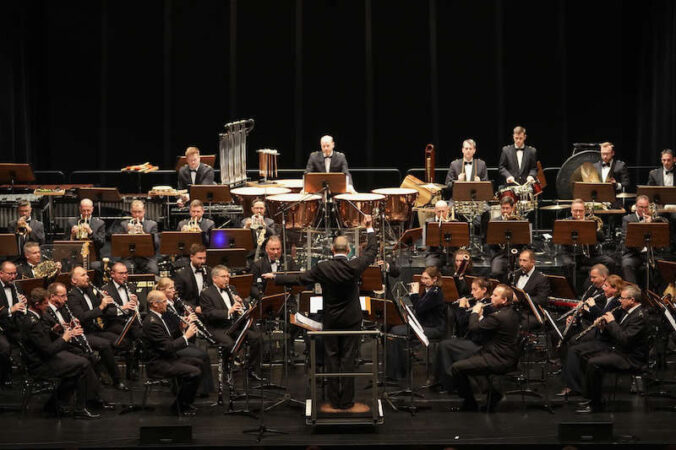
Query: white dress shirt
463 160 473 180
48 303 66 325
324 151 333 173
220 287 233 319
664 169 674 187
515 147 524 170
516 266 535 290
191 263 204 294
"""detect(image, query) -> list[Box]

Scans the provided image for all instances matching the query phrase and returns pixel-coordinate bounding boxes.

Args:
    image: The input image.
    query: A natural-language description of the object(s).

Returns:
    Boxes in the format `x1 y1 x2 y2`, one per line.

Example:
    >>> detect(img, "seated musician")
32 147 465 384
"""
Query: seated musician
199 265 262 381
435 276 493 391
450 283 520 412
177 146 215 207
422 200 451 268
444 139 489 190
17 241 47 279
485 196 523 281
305 135 354 191
177 199 215 247
241 198 276 261
621 194 657 285
593 142 631 194
498 126 538 186
0 261 26 386
7 199 45 249
101 262 142 379
116 200 159 275
249 236 299 300
173 243 211 309
511 249 551 329
451 248 472 297
142 289 203 416
557 198 616 286
67 266 128 391
156 277 214 396
20 287 107 419
574 284 648 413
386 266 446 381
65 198 106 255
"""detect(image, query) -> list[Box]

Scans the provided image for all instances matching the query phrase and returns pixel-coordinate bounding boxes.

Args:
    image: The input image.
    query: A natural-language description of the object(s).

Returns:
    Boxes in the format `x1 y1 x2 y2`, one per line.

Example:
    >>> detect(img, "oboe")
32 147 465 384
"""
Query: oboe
575 305 622 341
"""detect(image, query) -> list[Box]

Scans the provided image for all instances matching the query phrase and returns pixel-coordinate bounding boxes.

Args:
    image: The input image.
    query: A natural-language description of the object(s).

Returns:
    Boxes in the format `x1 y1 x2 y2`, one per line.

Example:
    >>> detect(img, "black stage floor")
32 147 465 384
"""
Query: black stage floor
2 345 676 449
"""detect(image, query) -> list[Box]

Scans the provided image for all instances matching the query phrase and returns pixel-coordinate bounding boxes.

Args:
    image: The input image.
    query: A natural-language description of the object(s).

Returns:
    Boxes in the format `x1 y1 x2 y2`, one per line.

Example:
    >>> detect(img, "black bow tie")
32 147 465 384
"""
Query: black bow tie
602 162 610 167
464 161 472 166
520 271 529 278
194 268 205 275
666 170 673 175
271 260 279 266
220 288 229 295
324 155 331 159
515 147 524 151
189 169 197 173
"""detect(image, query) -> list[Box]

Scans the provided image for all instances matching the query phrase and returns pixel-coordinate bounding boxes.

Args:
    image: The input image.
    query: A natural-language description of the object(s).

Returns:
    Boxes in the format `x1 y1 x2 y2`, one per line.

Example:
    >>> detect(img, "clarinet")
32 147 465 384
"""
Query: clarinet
62 303 95 355
574 305 623 341
557 287 601 349
167 303 216 345
173 296 214 341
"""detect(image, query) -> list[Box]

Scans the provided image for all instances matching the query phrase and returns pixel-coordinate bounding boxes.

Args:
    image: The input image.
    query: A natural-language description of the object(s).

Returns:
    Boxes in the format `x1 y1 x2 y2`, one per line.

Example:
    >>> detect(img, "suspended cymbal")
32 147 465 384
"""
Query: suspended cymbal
540 204 571 211
616 192 637 199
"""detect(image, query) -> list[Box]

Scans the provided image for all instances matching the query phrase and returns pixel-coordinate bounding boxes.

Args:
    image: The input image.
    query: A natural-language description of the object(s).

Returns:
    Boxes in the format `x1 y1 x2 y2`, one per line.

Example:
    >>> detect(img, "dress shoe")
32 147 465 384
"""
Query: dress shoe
346 402 370 413
577 399 591 407
556 387 576 397
114 381 129 391
247 370 264 382
89 399 116 410
575 404 604 414
73 408 101 420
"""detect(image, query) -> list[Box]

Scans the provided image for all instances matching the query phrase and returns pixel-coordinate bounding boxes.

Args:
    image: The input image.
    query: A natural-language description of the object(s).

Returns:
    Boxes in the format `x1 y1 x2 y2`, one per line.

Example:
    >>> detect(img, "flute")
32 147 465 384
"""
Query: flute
574 305 622 341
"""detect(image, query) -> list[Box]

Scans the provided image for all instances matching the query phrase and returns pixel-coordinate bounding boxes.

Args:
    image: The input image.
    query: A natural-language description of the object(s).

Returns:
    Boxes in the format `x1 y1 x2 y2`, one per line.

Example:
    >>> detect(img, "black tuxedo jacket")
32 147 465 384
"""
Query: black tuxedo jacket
518 270 551 307
67 285 114 333
592 159 630 192
8 217 45 246
176 217 215 246
64 216 106 253
117 218 160 252
410 286 445 331
498 145 538 184
468 306 520 370
0 281 21 333
305 151 352 185
177 163 215 191
173 265 212 307
249 255 300 299
19 310 71 370
275 231 377 329
444 158 488 188
199 284 241 329
647 167 674 186
603 305 649 366
16 262 37 279
142 312 188 365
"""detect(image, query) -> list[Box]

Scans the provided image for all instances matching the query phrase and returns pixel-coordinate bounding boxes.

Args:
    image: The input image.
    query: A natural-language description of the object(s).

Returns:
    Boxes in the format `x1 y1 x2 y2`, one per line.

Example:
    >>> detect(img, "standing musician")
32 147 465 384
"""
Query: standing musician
199 265 263 381
241 199 277 262
8 199 45 248
386 266 446 381
510 249 551 329
423 200 452 268
20 287 105 419
0 261 26 386
156 277 215 396
647 148 675 186
177 146 215 207
444 139 489 190
117 200 160 275
67 267 128 391
576 284 649 413
177 200 215 247
620 194 657 285
450 284 520 412
143 289 203 416
485 197 523 281
592 142 631 194
498 125 538 186
305 135 353 188
173 243 211 309
249 236 299 300
65 198 106 255
263 215 377 413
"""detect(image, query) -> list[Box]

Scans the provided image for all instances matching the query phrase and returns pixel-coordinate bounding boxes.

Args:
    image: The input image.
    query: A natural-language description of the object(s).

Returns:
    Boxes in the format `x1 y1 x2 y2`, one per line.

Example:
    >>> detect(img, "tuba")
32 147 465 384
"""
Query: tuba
181 217 201 232
75 216 91 240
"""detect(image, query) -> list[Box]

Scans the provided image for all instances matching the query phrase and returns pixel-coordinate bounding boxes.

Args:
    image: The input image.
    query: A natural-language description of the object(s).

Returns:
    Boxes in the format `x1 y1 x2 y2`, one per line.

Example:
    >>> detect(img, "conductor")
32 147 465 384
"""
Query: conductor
263 215 377 413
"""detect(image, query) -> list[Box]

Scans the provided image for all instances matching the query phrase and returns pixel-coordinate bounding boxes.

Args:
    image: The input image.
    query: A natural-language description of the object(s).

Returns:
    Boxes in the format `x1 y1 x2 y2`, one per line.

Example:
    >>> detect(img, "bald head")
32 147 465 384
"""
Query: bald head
332 235 350 254
71 266 89 288
320 135 335 156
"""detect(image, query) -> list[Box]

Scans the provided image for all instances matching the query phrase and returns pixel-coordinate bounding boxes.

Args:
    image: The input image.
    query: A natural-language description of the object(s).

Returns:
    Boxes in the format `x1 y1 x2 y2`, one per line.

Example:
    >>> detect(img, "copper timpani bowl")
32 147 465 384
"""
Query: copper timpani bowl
371 188 418 222
230 186 290 216
334 193 385 228
266 193 322 229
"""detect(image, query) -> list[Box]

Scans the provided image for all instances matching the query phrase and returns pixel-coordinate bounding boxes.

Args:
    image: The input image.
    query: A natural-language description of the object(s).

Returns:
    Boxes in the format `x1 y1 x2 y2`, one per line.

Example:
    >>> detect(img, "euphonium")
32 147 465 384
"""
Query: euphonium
584 203 603 231
16 215 29 238
181 217 201 232
128 217 144 234
649 202 668 223
75 216 91 240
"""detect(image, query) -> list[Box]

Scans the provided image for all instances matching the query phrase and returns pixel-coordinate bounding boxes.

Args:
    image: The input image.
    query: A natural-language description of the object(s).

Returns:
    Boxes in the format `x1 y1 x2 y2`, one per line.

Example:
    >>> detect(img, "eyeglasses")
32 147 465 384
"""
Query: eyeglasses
619 296 633 300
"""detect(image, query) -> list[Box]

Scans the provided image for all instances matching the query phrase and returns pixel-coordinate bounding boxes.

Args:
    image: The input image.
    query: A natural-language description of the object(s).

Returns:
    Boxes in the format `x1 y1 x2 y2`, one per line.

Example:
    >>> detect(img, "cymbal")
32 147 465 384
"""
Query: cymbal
540 204 571 211
616 192 637 199
580 162 601 183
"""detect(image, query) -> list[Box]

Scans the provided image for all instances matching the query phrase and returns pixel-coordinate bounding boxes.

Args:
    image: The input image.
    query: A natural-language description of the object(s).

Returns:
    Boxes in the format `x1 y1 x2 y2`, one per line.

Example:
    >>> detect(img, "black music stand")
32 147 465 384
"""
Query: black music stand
0 234 19 258
360 265 383 293
111 234 154 275
77 187 122 218
636 186 676 205
626 222 670 290
159 231 202 257
425 221 470 273
552 220 597 290
229 274 253 300
15 277 48 295
572 182 616 204
452 181 494 202
546 274 578 302
0 163 35 191
190 185 233 219
225 309 258 420
206 249 248 271
175 155 216 171
394 227 422 251
486 221 531 272
209 229 254 251
52 240 96 271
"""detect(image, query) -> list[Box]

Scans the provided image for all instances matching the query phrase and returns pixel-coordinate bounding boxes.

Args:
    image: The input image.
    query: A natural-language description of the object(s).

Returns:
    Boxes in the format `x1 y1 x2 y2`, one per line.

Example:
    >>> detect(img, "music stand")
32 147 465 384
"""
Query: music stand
657 260 676 284
546 274 578 300
552 220 597 290
486 221 531 265
572 182 616 204
394 227 421 251
15 278 48 295
452 181 494 202
263 272 305 296
55 270 95 290
360 265 382 292
159 231 202 256
175 155 216 171
255 293 286 321
512 287 543 325
303 172 347 195
626 222 670 289
424 222 470 248
77 188 122 218
52 240 97 271
206 249 248 270
209 229 254 251
111 234 154 274
0 234 19 257
0 163 35 189
636 186 676 205
229 273 253 300
190 185 233 219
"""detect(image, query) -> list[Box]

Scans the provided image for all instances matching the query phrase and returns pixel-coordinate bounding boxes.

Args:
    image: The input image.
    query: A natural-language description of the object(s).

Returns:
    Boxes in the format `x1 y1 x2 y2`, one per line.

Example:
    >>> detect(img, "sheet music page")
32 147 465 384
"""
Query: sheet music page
404 304 429 347
295 312 323 331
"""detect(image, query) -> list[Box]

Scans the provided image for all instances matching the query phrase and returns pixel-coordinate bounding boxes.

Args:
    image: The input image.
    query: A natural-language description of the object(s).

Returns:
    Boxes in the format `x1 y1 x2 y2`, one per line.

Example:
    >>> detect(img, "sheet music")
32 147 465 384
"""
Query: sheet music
295 312 323 331
662 308 676 332
404 304 429 347
541 308 563 340
309 296 368 314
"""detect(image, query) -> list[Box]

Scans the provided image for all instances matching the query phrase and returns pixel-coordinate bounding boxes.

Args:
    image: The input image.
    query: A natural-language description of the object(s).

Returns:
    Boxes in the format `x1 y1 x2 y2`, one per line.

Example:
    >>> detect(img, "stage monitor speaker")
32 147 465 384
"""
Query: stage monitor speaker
558 421 613 442
139 425 192 445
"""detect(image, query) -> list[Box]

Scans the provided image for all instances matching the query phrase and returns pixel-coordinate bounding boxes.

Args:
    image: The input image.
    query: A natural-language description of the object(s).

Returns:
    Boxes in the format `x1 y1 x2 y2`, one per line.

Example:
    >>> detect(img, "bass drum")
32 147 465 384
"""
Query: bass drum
555 150 602 199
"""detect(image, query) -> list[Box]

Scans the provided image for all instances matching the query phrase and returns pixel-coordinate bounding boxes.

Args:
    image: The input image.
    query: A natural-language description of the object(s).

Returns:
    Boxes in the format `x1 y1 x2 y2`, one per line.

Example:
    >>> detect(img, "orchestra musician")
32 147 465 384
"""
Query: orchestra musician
17 241 43 279
486 197 523 281
65 198 106 255
156 277 215 396
177 146 215 207
620 194 656 285
0 261 26 386
444 139 489 189
249 236 299 300
117 200 160 275
7 199 45 249
592 142 631 193
305 135 354 189
67 267 128 391
498 126 538 186
263 215 377 413
20 287 106 419
142 289 204 416
173 243 211 309
199 265 263 381
422 200 452 268
450 283 520 412
511 249 551 329
647 148 675 186
241 198 277 261
177 199 215 247
386 266 446 381
451 248 473 298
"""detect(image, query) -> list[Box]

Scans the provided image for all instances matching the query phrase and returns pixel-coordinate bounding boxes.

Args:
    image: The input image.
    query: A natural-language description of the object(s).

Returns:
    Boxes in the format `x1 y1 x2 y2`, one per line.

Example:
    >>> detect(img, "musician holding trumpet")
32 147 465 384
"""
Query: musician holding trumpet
177 200 215 247
8 199 45 248
66 199 106 254
241 199 276 262
117 200 159 275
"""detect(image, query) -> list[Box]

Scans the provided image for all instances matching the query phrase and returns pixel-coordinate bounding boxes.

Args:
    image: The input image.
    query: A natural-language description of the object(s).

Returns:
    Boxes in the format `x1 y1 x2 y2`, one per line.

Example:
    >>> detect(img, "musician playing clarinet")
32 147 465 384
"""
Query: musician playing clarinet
0 261 26 386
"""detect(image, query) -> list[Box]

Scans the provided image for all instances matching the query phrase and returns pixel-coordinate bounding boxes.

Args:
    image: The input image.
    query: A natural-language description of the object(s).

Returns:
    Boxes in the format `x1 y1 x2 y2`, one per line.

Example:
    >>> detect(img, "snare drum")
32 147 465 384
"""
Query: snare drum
371 188 418 222
531 180 543 196
231 186 291 215
498 186 518 204
334 193 385 228
266 193 322 229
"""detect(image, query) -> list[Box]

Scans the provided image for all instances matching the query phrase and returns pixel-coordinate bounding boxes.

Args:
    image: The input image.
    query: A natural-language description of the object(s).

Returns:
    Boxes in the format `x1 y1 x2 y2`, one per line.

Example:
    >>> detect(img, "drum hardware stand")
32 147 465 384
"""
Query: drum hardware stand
272 192 318 271
224 338 259 419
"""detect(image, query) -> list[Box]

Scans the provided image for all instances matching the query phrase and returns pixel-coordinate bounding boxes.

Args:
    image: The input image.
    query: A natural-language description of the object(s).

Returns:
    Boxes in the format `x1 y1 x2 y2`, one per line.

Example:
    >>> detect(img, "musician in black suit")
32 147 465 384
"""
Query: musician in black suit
450 284 520 411
21 288 102 419
620 195 654 285
241 199 277 263
592 142 631 193
444 139 489 190
264 215 377 412
16 241 43 279
0 261 26 385
511 249 551 329
305 135 353 188
647 148 675 186
199 265 262 380
143 289 203 415
498 125 538 185
485 197 524 281
177 200 215 247
173 244 211 309
249 236 299 300
7 199 45 249
65 198 106 255
577 284 649 413
423 200 451 268
116 200 160 275
176 146 215 207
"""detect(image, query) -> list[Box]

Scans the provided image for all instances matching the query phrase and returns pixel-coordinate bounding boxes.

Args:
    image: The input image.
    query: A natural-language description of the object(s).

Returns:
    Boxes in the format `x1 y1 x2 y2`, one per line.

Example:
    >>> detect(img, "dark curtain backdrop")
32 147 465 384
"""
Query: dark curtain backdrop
1 0 675 179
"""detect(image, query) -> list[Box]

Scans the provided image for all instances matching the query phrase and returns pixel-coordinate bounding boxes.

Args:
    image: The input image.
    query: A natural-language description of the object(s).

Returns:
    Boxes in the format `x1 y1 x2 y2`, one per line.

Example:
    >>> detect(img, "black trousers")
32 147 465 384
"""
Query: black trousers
210 328 262 374
86 333 121 384
451 353 510 407
435 337 482 391
324 323 361 409
177 344 215 394
585 351 636 407
622 254 643 285
0 334 10 383
147 357 203 408
36 351 92 410
562 339 610 394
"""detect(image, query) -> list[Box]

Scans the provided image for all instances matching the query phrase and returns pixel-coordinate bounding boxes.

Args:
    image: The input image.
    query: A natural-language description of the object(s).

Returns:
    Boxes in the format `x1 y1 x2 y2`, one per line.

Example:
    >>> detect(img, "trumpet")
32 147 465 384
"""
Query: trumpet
575 305 622 341
128 217 144 234
75 216 91 240
181 217 201 232
16 215 29 238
